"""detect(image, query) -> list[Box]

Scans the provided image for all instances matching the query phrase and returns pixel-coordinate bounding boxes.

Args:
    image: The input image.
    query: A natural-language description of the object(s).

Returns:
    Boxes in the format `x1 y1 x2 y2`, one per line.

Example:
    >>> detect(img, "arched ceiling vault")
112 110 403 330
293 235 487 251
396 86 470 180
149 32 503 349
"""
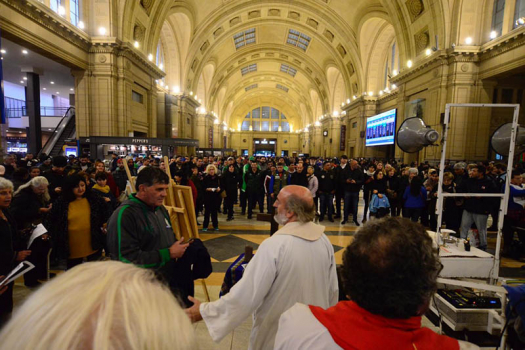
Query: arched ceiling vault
120 0 450 130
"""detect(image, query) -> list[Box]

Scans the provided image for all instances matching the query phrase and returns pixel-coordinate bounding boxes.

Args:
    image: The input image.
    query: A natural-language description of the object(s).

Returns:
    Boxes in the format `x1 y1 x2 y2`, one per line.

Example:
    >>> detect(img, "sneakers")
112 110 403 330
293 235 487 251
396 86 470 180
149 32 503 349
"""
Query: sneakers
202 228 208 232
353 220 360 227
226 217 234 221
341 220 347 225
214 227 219 231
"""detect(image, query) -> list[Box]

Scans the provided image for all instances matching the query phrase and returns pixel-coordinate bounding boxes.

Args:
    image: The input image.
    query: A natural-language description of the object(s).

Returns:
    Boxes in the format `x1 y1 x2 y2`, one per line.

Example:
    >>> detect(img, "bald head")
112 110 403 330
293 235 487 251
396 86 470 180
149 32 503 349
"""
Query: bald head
275 185 315 224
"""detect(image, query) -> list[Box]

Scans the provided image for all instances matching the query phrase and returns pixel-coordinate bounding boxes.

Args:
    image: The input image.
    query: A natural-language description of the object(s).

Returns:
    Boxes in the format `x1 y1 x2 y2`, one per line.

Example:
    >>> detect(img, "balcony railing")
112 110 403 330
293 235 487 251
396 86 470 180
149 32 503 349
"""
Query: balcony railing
6 107 71 118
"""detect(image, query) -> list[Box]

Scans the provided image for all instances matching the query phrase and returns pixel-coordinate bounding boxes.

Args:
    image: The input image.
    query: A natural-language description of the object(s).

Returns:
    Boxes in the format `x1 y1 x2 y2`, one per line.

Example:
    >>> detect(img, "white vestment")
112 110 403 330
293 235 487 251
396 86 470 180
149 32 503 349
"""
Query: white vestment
199 221 339 350
275 303 481 350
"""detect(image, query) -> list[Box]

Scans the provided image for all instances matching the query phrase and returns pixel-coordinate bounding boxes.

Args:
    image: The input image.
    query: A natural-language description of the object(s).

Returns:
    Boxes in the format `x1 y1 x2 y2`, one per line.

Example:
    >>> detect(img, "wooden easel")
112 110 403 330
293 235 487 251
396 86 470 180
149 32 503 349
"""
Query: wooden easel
163 156 210 302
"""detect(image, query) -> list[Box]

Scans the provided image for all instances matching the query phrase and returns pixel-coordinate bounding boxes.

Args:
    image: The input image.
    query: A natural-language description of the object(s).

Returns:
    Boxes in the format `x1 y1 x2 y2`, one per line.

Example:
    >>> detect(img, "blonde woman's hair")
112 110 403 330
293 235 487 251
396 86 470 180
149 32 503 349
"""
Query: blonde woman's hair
205 164 217 174
14 176 50 202
0 261 196 350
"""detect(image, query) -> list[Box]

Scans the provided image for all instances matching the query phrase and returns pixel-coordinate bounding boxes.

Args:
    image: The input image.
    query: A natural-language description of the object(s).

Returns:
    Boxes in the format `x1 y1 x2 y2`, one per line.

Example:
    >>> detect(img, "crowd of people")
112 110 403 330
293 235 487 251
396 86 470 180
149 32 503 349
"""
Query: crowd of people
0 150 523 349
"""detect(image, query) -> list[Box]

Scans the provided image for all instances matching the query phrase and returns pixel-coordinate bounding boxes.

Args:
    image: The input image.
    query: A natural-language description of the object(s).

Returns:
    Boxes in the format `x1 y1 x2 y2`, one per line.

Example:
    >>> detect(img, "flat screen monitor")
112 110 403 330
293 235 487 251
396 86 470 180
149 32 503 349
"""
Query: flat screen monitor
365 109 397 147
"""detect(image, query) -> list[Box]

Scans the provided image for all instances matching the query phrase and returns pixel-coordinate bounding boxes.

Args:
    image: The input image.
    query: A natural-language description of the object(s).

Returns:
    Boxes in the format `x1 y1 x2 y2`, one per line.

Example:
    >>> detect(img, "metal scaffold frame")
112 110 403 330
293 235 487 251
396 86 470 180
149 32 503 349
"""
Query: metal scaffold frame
435 103 521 283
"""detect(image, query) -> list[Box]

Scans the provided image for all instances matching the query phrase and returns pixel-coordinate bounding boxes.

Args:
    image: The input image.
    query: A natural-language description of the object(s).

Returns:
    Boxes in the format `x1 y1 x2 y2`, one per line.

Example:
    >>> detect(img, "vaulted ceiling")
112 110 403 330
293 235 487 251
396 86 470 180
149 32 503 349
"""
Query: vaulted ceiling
122 0 450 130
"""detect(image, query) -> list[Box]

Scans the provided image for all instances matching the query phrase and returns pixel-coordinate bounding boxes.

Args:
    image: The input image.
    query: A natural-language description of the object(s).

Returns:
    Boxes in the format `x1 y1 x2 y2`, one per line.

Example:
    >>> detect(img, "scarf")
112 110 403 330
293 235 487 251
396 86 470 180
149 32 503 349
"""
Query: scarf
92 184 110 194
310 301 459 350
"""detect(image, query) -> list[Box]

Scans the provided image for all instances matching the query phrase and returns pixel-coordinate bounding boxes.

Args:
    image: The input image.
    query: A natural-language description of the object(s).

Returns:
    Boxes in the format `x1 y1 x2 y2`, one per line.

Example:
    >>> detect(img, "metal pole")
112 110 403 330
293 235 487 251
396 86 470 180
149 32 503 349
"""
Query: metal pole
435 104 451 244
492 104 520 282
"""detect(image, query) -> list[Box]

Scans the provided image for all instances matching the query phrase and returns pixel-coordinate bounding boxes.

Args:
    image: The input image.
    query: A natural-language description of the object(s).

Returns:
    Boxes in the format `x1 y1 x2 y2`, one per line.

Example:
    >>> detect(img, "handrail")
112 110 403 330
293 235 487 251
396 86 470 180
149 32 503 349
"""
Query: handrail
6 106 70 118
38 106 75 158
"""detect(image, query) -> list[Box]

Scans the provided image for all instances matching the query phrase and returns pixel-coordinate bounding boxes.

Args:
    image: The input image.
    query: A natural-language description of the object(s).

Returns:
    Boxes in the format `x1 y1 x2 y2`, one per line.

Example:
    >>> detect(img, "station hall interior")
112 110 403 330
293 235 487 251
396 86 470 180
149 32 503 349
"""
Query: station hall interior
2 0 525 349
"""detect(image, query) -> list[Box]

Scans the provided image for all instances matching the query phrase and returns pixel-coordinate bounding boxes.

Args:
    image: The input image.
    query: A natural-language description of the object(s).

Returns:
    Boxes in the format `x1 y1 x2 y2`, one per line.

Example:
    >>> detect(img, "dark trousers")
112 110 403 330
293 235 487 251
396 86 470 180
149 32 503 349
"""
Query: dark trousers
195 195 204 217
335 190 344 217
225 195 236 219
503 216 525 250
257 193 265 213
344 191 359 221
420 203 430 226
389 199 401 217
375 207 390 219
240 191 247 214
24 237 51 285
67 249 102 270
403 207 423 223
266 194 273 213
444 206 462 233
363 189 371 220
319 193 334 219
203 198 219 229
247 191 259 217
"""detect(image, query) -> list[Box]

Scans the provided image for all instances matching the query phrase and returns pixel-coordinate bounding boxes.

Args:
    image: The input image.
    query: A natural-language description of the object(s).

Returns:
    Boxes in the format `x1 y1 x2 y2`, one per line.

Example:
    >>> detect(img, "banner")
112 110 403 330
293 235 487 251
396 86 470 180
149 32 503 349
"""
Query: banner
340 125 346 151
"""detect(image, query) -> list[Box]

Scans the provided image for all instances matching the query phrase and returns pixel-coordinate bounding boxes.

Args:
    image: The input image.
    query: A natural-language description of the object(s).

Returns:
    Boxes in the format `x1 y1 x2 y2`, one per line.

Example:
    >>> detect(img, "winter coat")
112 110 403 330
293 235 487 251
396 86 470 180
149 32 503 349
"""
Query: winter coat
44 193 109 260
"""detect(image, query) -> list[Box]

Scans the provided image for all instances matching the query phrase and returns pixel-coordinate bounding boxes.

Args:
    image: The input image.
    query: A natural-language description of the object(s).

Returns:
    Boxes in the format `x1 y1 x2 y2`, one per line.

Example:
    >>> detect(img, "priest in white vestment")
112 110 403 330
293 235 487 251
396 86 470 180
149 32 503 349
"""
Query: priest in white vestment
274 216 480 350
185 185 339 350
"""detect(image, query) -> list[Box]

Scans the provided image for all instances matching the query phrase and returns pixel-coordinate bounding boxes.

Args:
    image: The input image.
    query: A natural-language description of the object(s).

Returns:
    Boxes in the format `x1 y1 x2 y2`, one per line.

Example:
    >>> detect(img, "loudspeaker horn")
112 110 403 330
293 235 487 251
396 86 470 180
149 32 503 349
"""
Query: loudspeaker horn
490 123 525 156
396 117 440 153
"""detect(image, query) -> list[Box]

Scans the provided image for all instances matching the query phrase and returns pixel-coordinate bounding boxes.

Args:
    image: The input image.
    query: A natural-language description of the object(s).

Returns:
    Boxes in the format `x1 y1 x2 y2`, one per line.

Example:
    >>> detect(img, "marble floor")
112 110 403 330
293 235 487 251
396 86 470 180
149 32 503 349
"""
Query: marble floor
8 197 518 349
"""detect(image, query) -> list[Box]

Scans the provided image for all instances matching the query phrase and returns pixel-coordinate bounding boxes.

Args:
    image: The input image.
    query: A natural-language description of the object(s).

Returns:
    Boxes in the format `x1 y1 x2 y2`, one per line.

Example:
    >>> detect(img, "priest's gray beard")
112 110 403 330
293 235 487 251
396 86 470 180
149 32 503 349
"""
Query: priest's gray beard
274 212 288 225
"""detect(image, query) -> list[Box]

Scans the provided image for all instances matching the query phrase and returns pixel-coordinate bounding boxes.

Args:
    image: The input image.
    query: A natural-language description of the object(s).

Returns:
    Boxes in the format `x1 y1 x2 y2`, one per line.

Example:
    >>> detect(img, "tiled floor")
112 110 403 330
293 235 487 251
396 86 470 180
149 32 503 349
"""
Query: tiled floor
8 198 517 349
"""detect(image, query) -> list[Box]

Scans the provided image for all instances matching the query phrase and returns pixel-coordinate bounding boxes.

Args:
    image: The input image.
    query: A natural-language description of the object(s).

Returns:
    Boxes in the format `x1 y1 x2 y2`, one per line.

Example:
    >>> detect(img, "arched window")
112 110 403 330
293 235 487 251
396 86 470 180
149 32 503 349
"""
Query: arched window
70 0 80 26
515 0 525 29
241 107 290 131
492 0 505 34
383 41 399 90
156 41 165 71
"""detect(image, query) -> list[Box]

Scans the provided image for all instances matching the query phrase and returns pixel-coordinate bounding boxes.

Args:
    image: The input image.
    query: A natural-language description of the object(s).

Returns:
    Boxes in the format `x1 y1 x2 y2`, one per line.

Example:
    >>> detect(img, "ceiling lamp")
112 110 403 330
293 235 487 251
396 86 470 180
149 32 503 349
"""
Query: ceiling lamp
98 27 107 36
407 60 413 68
78 21 85 30
465 37 473 45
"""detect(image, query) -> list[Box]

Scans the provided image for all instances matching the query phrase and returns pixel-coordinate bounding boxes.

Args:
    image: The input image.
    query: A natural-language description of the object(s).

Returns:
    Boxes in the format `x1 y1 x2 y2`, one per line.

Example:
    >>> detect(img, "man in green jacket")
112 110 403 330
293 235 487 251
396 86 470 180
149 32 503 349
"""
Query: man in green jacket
107 167 189 277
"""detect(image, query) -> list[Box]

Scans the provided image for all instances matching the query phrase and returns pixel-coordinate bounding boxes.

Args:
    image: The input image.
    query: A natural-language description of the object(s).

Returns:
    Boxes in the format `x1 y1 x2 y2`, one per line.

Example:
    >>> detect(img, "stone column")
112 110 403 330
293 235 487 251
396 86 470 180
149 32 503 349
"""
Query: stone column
25 71 42 154
330 117 342 157
72 69 90 137
313 125 322 156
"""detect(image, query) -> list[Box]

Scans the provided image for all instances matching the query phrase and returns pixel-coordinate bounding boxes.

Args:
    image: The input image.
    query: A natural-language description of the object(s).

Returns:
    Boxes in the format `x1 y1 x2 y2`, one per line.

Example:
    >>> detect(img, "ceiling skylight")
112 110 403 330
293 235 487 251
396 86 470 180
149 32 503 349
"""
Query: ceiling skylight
276 84 289 92
287 29 311 51
241 64 257 75
234 28 256 49
280 64 297 77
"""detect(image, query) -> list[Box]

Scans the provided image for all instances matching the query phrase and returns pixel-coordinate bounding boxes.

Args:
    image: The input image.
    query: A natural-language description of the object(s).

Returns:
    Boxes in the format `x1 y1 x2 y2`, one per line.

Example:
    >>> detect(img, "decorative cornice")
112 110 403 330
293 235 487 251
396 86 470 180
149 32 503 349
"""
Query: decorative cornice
377 90 399 103
116 43 165 79
479 27 525 61
391 51 449 84
0 0 90 51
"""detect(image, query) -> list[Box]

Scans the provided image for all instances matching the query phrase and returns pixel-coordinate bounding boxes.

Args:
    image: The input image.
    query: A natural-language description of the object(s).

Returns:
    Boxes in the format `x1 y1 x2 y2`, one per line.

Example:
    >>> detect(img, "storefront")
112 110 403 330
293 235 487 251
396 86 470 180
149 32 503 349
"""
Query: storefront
196 148 235 157
78 136 199 160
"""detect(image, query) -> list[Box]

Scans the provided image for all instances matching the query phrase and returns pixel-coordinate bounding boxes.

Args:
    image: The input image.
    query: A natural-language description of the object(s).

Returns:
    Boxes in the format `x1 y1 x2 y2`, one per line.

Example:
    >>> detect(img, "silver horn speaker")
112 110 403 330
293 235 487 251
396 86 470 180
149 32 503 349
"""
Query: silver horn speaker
396 117 440 153
490 123 525 156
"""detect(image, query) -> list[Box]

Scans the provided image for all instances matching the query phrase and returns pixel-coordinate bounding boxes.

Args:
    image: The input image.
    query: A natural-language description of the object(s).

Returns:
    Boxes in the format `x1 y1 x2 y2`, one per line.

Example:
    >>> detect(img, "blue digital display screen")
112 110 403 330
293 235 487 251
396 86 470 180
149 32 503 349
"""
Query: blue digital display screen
365 109 397 147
